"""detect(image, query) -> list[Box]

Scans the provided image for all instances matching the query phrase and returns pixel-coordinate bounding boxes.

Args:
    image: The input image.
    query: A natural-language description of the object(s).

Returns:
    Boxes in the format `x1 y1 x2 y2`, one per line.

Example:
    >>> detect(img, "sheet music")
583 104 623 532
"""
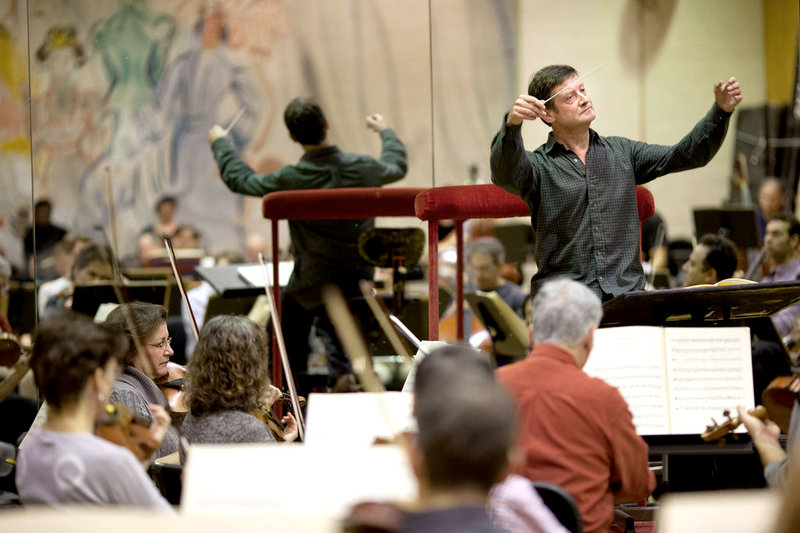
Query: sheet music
237 262 294 288
664 327 753 434
585 326 670 435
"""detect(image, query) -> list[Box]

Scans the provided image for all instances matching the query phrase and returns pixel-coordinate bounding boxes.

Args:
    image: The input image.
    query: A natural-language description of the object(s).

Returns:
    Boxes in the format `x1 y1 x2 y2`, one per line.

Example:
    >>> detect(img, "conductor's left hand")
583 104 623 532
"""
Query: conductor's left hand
714 77 742 113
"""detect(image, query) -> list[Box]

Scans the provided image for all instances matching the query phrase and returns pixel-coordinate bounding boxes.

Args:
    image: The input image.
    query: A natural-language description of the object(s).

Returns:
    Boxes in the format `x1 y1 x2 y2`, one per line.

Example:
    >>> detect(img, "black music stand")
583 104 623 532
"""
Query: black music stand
71 282 168 319
601 281 800 456
693 206 760 248
195 264 263 298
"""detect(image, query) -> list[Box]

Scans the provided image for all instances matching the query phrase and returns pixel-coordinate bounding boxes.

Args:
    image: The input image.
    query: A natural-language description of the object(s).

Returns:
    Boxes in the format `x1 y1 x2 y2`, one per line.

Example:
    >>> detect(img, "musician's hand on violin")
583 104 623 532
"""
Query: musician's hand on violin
208 124 227 144
261 385 283 409
737 405 787 468
147 404 171 446
281 412 298 442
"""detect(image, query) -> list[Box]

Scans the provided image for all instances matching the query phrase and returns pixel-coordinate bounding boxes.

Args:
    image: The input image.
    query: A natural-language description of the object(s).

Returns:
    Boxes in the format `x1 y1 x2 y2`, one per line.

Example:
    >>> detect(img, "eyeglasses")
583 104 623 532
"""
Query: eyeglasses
145 337 172 349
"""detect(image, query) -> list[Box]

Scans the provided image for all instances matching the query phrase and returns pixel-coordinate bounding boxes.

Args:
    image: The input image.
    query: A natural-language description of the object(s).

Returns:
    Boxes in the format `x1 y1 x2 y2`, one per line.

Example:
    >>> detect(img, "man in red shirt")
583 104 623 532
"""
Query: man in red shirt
496 278 655 533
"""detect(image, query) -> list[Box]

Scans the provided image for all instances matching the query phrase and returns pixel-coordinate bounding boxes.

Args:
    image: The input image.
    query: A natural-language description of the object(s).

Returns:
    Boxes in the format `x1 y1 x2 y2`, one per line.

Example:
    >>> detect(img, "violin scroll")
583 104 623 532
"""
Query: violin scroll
701 405 768 442
95 403 161 461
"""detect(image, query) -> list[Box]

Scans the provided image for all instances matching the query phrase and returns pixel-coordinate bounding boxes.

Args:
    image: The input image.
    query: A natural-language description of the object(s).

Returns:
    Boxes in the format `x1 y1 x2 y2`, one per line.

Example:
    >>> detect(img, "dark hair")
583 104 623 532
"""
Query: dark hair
698 233 738 281
283 97 327 145
413 345 515 492
104 301 168 367
527 64 577 111
186 315 271 416
69 243 112 280
31 311 127 410
769 212 800 239
34 199 52 211
155 196 176 212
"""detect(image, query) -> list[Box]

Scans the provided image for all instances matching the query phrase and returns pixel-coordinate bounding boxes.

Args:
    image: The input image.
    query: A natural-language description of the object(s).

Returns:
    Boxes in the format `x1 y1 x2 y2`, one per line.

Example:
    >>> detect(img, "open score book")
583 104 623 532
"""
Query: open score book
583 326 754 436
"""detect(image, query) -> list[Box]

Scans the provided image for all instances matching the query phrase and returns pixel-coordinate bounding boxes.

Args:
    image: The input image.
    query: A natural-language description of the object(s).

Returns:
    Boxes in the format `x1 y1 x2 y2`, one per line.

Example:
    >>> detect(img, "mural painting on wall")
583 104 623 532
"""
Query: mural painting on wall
3 0 517 268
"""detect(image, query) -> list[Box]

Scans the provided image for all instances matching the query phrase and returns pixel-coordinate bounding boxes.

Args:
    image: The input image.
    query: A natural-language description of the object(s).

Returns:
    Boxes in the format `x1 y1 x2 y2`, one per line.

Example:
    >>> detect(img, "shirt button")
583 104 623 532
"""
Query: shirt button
598 276 604 281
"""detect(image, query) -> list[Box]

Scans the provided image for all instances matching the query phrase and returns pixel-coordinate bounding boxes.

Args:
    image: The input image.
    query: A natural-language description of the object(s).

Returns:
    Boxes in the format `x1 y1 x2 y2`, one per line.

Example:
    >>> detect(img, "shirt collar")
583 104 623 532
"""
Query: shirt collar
527 343 580 368
544 128 599 155
299 145 340 161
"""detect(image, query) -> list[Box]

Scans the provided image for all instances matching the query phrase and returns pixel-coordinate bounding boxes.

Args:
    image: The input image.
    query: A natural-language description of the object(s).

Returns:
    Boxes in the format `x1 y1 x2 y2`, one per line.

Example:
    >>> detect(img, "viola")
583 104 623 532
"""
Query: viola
155 361 189 423
0 332 23 367
252 393 306 442
95 403 160 461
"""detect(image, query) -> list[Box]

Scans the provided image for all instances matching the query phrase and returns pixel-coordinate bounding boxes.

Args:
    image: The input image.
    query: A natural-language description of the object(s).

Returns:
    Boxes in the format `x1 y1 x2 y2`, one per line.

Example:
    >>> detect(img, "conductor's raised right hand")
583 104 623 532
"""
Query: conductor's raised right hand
208 124 227 144
507 94 547 126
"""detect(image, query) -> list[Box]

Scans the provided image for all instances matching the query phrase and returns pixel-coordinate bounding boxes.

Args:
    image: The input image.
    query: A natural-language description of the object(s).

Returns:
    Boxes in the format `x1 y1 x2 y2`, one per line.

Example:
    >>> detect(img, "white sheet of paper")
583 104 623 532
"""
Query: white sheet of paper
304 391 415 447
658 489 780 533
237 262 294 288
584 326 670 435
181 443 416 518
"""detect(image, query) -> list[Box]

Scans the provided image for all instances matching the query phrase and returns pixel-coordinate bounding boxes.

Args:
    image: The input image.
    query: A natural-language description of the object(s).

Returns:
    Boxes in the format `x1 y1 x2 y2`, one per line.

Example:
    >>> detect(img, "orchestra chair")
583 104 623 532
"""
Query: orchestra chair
261 187 425 387
415 184 655 342
531 480 584 533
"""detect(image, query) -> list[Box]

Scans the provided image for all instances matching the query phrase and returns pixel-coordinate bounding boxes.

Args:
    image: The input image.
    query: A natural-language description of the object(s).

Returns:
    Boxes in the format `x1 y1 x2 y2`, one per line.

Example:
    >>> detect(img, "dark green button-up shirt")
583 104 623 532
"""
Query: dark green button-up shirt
211 130 408 308
490 104 731 298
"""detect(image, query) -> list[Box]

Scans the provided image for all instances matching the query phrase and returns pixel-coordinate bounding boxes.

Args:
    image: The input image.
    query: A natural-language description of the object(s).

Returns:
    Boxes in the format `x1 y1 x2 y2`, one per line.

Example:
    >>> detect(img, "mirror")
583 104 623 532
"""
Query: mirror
5 0 780 335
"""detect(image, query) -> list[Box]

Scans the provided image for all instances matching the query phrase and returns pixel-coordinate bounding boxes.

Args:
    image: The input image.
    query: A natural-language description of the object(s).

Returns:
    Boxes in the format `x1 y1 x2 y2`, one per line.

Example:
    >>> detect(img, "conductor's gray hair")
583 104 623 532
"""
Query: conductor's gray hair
531 278 603 347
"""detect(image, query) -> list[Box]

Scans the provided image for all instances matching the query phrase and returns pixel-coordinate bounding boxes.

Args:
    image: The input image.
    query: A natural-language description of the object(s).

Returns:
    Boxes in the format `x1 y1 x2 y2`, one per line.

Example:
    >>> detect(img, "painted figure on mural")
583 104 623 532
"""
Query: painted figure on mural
153 4 260 252
31 25 111 227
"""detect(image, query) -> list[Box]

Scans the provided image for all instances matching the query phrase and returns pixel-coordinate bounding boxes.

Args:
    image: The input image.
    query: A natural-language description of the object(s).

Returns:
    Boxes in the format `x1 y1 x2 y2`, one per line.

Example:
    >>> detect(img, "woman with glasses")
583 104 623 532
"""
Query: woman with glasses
105 301 181 461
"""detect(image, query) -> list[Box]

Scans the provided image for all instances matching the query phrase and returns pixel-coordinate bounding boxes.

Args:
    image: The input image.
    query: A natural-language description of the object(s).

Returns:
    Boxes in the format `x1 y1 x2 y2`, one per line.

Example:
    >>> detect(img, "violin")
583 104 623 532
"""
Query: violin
701 405 767 441
0 332 23 367
155 361 189 423
252 393 306 442
701 374 800 441
95 403 160 461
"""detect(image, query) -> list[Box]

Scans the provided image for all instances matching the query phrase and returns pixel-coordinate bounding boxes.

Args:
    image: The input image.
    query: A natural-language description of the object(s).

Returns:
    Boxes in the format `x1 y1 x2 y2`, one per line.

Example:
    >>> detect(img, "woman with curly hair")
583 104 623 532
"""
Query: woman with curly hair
181 315 297 446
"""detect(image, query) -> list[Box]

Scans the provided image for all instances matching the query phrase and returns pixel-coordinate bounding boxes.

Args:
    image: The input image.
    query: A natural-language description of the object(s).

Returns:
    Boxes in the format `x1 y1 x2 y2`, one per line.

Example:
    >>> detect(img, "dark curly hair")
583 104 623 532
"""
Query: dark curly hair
31 311 127 410
186 315 271 417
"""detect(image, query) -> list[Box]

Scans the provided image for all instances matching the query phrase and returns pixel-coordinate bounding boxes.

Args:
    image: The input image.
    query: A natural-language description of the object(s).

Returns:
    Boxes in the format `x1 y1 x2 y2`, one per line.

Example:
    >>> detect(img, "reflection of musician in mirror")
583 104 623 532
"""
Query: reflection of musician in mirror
16 312 171 508
105 302 181 461
41 242 113 319
467 237 528 318
208 97 408 394
181 315 297 454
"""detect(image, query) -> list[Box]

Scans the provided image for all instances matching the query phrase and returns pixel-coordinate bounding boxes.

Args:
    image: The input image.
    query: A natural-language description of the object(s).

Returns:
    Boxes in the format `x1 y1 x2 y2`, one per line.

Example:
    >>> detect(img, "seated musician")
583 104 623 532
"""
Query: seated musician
105 302 181 460
738 400 799 489
680 233 738 287
496 279 655 533
42 242 113 319
467 237 528 318
181 315 297 451
410 344 566 533
15 311 172 508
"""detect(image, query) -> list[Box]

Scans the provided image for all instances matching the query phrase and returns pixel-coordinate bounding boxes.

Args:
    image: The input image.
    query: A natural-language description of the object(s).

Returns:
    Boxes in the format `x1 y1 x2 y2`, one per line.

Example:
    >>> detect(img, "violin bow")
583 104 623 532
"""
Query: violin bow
358 280 414 366
163 234 200 341
257 253 305 440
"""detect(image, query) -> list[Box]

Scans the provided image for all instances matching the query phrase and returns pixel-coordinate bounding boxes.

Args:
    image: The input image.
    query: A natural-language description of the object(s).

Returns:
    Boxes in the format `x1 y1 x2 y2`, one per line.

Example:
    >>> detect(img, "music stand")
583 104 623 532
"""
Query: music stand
693 206 760 248
71 282 168 319
465 291 530 359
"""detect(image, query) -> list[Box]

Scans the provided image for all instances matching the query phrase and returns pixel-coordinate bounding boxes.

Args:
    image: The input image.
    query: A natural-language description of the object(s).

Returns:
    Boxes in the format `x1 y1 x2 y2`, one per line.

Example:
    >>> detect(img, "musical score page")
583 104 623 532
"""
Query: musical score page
663 327 753 434
584 326 670 435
